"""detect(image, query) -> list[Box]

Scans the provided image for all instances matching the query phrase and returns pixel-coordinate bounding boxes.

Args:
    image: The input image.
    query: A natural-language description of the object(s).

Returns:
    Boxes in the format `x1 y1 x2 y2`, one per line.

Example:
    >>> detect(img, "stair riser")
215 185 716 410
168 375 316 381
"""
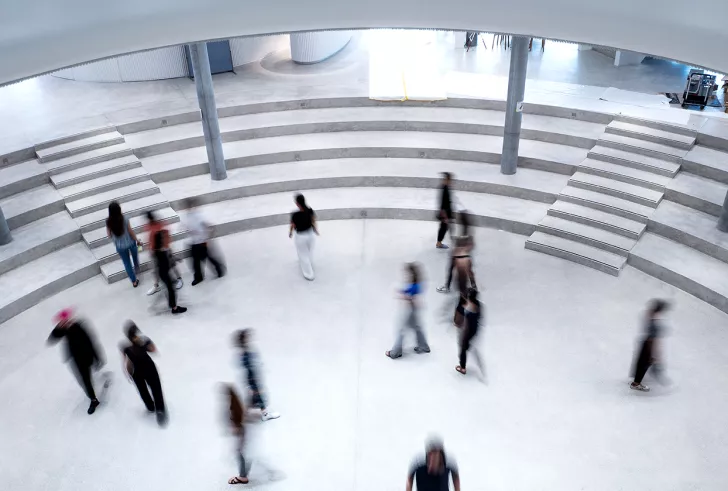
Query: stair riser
525 240 621 276
559 194 649 224
69 188 160 219
7 201 65 230
547 208 642 240
0 230 81 276
63 174 151 203
604 126 693 150
535 224 630 257
48 148 135 176
646 220 728 265
578 165 665 192
597 139 682 164
587 150 677 177
85 215 180 248
35 127 117 151
52 160 142 189
38 137 125 164
614 115 697 138
96 232 188 266
79 200 168 233
567 181 661 208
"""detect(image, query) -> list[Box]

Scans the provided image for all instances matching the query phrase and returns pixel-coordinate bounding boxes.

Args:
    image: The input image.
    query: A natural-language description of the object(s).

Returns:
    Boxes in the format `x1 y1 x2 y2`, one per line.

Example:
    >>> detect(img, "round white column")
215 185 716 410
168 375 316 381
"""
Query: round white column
289 31 352 64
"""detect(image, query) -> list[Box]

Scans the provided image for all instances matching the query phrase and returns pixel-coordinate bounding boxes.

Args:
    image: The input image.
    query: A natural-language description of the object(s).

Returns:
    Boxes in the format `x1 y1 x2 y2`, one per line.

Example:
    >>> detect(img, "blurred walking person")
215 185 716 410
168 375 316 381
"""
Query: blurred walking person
630 299 670 392
235 329 280 421
106 201 141 287
435 172 453 249
455 287 485 379
437 210 473 294
145 210 183 296
151 225 187 314
451 236 477 328
386 263 430 359
47 309 106 414
289 193 318 280
225 384 250 485
405 438 460 491
186 197 225 286
120 321 167 425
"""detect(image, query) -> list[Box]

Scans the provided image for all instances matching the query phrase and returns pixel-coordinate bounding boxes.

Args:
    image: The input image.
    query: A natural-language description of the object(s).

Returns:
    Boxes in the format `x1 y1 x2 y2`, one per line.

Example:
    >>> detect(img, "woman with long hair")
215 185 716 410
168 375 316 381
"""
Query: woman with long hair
386 262 430 359
225 384 250 485
106 201 141 287
630 299 670 392
288 194 318 280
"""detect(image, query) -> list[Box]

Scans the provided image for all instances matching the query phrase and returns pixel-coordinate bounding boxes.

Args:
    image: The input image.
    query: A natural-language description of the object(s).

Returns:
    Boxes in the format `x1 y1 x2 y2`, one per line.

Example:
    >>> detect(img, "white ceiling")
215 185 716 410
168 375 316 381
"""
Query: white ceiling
1 0 726 85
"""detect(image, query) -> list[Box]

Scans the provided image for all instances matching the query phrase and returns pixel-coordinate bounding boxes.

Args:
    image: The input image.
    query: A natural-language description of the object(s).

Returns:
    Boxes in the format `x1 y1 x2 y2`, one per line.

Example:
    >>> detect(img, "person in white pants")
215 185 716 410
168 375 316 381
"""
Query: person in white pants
288 194 318 281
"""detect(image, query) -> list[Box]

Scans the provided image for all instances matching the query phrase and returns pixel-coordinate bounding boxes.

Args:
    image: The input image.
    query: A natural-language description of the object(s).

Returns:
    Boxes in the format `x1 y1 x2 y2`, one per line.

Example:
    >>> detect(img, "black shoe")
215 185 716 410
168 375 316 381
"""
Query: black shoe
88 399 100 415
156 411 168 427
172 306 187 314
191 279 203 286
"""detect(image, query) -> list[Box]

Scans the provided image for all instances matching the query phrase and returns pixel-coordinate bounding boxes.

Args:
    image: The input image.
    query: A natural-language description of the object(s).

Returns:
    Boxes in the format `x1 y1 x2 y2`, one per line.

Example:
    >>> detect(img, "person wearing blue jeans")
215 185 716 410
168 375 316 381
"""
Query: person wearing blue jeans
106 201 141 287
386 263 430 359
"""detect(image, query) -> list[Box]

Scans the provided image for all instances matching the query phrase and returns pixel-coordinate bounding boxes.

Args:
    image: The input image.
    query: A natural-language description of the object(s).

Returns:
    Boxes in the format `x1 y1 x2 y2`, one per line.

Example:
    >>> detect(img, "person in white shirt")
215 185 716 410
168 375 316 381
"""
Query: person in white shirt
185 198 225 286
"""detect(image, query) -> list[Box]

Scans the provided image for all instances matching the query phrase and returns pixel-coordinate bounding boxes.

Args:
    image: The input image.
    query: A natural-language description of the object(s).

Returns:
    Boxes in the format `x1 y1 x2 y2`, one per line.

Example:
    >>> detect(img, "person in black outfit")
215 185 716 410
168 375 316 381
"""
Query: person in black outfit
152 228 187 314
630 299 670 392
406 438 460 491
435 172 453 249
121 321 167 426
438 210 472 294
47 309 105 415
456 287 485 378
451 236 477 328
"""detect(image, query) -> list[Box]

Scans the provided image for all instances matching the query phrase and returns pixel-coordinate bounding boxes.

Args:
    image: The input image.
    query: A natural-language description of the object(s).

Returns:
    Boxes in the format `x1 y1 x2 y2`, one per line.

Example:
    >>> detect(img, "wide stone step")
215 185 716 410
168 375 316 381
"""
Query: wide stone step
559 187 654 223
567 172 663 208
0 160 48 200
83 206 179 248
536 215 636 257
578 158 670 191
59 167 150 202
588 145 680 177
0 212 80 276
598 133 687 164
628 233 728 314
681 145 728 185
36 131 125 163
45 143 134 176
664 172 728 217
101 241 190 284
75 194 170 233
648 200 728 265
613 115 697 137
0 184 65 230
35 126 117 151
93 222 187 266
547 200 645 239
66 180 159 218
0 243 99 324
605 121 695 150
51 155 142 188
525 231 626 276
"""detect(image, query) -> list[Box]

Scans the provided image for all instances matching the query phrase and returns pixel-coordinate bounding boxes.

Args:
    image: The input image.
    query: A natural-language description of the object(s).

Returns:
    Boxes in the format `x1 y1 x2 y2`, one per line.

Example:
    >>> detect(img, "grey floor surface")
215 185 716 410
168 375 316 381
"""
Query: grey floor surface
1 220 727 491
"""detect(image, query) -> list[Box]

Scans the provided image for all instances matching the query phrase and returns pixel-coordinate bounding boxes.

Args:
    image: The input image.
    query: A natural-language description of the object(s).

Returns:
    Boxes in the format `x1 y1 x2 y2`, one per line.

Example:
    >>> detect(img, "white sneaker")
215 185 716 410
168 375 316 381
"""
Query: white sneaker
261 410 280 421
630 383 650 392
175 278 183 290
436 285 450 293
147 284 162 296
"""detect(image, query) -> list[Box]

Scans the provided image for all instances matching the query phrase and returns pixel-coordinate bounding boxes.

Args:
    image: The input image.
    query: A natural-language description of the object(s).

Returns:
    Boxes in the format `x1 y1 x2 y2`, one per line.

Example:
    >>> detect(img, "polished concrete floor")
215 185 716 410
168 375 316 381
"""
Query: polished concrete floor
1 31 725 156
2 220 728 491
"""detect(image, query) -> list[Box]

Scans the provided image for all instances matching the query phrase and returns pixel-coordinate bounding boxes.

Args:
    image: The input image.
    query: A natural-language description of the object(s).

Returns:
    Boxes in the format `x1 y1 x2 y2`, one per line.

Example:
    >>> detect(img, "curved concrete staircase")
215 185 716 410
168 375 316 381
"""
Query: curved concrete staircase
1 96 728 323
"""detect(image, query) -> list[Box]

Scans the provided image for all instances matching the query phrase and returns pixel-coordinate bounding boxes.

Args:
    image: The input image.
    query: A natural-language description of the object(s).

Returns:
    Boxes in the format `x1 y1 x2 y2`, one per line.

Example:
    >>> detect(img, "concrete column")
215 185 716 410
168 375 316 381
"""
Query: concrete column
500 35 529 175
0 205 12 245
189 42 227 181
718 190 728 232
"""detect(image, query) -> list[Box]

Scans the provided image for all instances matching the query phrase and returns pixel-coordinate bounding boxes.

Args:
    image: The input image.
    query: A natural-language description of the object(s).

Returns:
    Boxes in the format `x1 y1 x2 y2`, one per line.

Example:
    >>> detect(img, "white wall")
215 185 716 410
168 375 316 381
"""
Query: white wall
229 35 289 67
290 31 352 64
52 46 188 82
3 0 728 85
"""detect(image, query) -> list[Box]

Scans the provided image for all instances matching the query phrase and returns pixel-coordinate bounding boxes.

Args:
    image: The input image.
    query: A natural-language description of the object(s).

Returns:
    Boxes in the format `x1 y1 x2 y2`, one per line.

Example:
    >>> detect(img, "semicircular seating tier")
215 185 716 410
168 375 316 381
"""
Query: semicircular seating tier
1 96 728 323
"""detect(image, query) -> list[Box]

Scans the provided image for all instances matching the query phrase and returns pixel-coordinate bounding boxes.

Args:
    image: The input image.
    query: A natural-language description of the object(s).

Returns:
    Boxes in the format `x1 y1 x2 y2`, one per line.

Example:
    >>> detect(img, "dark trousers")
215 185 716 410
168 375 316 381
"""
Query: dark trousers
459 323 479 368
445 255 455 289
73 361 96 400
249 380 266 410
437 219 449 243
155 251 176 309
633 341 652 384
191 243 223 282
132 366 165 413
